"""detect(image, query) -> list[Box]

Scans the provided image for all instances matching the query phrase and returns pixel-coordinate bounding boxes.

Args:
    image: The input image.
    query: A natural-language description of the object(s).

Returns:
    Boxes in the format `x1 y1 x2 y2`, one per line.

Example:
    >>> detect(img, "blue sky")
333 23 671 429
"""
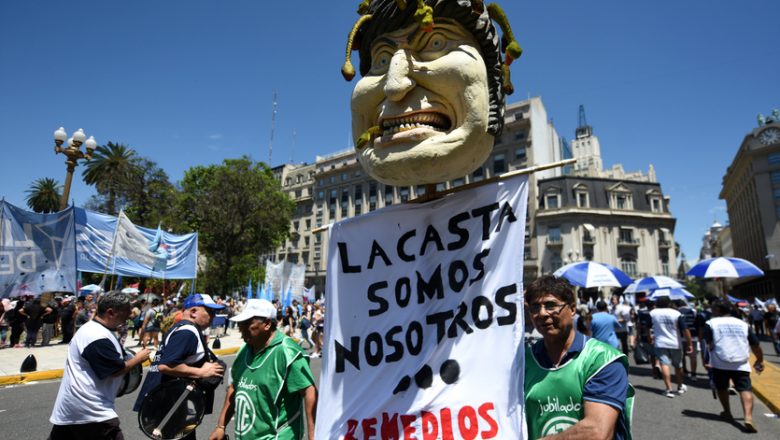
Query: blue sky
1 0 778 264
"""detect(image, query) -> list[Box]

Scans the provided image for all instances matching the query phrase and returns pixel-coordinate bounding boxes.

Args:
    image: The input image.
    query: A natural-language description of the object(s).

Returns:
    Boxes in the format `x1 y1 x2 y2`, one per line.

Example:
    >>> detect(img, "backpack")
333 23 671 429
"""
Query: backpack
152 307 165 328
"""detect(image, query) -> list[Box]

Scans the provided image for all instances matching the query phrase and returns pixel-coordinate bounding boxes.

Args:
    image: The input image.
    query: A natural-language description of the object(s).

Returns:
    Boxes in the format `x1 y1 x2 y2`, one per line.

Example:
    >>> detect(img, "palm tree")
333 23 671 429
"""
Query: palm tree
82 142 140 215
26 178 62 213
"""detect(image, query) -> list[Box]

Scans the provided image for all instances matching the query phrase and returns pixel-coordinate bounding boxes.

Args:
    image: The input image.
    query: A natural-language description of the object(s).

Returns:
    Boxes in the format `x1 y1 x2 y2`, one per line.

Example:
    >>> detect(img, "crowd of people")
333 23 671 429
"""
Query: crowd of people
2 277 775 439
0 292 329 357
37 289 326 440
0 294 99 349
552 285 774 434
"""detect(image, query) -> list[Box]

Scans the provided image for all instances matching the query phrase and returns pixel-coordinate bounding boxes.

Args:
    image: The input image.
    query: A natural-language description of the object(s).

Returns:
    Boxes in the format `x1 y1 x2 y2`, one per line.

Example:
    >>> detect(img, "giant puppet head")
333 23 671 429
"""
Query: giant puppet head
342 0 521 186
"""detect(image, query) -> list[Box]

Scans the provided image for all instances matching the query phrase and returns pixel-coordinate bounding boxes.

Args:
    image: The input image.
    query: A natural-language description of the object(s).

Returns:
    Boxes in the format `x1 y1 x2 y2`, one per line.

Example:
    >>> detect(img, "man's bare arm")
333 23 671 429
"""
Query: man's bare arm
208 384 236 440
542 400 619 440
300 385 318 440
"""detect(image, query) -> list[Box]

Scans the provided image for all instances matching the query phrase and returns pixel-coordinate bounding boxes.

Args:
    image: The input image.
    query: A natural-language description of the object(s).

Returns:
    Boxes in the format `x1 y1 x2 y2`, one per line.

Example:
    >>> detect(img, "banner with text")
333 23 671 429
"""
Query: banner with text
1 201 77 298
74 208 198 279
314 176 528 439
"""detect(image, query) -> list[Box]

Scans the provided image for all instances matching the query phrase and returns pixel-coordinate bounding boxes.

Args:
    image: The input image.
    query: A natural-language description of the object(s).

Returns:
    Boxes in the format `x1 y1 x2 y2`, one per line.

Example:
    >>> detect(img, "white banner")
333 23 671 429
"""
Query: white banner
114 210 157 267
264 260 307 300
264 259 284 299
289 262 306 296
316 176 528 439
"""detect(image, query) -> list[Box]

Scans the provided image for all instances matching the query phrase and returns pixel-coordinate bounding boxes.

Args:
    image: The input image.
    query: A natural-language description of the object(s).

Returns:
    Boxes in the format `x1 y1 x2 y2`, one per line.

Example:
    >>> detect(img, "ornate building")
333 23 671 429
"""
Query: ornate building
535 109 677 280
719 109 780 298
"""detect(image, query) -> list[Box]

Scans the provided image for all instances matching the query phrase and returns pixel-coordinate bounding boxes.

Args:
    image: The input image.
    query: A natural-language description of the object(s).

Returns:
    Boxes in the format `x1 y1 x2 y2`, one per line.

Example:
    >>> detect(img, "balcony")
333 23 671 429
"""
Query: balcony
546 237 563 247
617 238 640 247
658 240 671 248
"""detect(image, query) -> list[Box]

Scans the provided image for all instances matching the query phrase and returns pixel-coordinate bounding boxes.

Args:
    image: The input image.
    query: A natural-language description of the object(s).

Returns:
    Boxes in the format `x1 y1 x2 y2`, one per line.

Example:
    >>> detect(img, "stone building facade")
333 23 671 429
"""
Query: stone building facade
719 111 780 298
535 175 677 278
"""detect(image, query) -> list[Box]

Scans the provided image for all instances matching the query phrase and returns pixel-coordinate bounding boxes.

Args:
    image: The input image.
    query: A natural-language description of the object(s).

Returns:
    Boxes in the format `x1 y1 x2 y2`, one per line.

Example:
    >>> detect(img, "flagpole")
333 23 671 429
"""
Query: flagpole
100 210 122 290
0 199 6 271
109 248 119 291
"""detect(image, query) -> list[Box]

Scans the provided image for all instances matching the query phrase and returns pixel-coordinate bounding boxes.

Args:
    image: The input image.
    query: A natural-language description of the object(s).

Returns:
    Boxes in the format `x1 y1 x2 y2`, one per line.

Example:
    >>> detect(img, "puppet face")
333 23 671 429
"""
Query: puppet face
351 20 493 186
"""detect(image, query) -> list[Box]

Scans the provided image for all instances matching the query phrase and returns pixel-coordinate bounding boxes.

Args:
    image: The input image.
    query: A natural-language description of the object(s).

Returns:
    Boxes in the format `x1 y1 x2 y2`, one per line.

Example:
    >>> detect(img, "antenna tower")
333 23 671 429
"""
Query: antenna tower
269 92 277 165
575 104 593 139
291 129 296 164
578 104 588 127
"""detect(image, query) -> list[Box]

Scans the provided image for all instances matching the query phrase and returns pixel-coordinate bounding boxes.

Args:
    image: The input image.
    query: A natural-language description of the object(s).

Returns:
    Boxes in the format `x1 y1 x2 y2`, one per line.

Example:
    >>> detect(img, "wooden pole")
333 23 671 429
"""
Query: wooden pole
409 158 577 204
310 158 577 235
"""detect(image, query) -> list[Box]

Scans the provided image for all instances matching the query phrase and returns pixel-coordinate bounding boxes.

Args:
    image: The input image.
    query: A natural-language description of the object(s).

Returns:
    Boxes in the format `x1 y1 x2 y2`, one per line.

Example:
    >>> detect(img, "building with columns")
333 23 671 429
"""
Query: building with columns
719 110 780 298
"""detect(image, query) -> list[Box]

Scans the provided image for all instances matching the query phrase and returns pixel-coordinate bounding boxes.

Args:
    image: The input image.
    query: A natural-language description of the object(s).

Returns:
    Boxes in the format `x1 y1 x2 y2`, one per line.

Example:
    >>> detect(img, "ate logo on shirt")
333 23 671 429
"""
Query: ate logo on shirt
541 416 578 436
234 390 257 436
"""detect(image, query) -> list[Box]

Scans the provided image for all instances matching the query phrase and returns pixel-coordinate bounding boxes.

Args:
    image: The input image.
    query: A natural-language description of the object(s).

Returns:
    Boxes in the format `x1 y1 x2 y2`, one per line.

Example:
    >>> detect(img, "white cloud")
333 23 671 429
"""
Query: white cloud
208 133 223 140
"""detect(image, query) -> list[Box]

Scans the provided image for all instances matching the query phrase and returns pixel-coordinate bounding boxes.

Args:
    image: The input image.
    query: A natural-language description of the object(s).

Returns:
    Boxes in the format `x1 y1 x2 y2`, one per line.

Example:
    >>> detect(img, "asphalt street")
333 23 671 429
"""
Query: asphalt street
1 351 779 439
0 355 321 440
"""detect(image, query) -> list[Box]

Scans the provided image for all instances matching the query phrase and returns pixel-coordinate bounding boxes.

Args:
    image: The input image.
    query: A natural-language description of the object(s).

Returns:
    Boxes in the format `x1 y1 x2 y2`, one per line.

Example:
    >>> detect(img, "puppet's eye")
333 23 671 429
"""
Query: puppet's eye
370 47 393 73
422 33 449 53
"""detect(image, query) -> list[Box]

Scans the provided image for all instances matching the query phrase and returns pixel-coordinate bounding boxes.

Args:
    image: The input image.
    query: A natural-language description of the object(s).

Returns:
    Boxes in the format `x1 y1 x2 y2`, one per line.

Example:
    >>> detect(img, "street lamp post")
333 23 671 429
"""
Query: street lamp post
53 127 96 211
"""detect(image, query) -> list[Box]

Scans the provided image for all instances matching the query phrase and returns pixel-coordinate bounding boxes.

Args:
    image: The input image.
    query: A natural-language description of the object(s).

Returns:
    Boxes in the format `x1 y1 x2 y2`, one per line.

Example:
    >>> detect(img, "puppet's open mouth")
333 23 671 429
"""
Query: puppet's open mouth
379 111 452 136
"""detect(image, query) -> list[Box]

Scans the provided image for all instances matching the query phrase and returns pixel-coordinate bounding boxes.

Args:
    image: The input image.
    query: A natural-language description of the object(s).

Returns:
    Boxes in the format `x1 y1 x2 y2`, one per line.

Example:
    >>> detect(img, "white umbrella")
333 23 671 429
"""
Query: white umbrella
624 276 683 293
648 287 695 301
553 261 633 288
686 257 764 279
121 287 140 294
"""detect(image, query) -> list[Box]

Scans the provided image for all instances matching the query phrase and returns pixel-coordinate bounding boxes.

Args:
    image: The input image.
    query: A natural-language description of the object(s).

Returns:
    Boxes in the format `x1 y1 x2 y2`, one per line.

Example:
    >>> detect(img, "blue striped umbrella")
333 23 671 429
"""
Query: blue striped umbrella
686 257 764 279
624 276 683 293
553 261 633 288
648 287 695 301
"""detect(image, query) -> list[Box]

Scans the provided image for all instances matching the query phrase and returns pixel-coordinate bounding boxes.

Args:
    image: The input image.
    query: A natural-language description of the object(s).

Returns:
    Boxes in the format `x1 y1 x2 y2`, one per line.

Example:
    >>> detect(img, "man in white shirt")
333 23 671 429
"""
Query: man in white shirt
49 291 150 440
705 300 764 433
649 294 692 398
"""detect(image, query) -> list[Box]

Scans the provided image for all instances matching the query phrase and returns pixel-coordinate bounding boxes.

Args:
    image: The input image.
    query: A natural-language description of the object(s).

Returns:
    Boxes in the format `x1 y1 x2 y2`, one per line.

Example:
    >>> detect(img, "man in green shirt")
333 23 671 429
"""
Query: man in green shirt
524 275 633 439
209 299 317 440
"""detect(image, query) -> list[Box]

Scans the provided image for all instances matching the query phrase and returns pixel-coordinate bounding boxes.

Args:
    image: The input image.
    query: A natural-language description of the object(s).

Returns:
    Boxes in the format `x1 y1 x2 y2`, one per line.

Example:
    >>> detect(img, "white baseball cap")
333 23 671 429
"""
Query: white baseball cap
230 299 277 322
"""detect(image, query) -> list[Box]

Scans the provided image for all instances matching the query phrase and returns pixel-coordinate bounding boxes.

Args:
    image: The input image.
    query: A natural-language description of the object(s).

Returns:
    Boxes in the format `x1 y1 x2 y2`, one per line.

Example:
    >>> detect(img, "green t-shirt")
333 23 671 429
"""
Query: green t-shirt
231 331 315 440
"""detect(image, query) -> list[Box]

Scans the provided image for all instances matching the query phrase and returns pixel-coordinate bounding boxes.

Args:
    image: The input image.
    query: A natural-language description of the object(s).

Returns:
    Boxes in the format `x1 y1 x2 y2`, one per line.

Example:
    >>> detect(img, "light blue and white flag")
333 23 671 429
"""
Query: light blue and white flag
0 201 77 298
75 208 197 278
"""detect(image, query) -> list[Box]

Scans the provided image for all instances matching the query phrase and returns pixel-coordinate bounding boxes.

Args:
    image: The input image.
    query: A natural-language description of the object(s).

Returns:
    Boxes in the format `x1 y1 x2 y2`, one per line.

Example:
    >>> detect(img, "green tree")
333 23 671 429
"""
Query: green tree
25 177 62 213
124 158 177 227
175 157 293 294
81 142 140 215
